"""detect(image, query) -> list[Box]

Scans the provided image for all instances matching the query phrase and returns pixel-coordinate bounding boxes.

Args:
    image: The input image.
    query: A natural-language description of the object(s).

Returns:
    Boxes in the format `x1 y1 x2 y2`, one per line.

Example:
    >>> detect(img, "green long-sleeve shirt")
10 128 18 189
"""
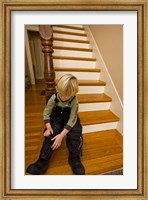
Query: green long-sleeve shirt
43 93 78 131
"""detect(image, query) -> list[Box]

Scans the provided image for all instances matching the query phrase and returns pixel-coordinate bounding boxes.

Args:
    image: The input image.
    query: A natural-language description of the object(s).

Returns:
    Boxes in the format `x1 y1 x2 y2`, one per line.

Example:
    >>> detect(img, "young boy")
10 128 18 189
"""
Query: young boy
26 74 85 175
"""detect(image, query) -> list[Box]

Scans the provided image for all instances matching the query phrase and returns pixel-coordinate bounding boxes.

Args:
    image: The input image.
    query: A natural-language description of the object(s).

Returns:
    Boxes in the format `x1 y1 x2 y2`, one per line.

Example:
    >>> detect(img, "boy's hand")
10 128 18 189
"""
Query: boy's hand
51 134 64 150
43 123 53 137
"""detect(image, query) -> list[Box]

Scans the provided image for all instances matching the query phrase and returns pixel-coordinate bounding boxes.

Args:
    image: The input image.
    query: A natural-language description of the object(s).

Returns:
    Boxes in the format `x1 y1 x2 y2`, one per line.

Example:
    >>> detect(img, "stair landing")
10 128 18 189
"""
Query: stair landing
26 129 123 175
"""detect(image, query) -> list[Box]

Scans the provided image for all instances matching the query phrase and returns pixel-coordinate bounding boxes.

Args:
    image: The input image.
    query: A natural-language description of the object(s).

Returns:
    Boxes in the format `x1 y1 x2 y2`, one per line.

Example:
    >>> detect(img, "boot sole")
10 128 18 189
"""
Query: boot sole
68 160 85 175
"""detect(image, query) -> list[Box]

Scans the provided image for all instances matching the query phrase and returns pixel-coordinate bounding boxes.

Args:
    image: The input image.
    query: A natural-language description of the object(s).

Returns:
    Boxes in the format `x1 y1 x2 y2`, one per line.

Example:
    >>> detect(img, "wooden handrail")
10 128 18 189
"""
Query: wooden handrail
39 25 56 103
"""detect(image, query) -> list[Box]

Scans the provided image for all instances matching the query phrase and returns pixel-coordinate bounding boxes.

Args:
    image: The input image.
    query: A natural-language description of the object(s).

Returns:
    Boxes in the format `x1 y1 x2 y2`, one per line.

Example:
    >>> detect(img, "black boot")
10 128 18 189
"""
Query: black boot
26 158 49 175
26 136 53 175
68 156 85 175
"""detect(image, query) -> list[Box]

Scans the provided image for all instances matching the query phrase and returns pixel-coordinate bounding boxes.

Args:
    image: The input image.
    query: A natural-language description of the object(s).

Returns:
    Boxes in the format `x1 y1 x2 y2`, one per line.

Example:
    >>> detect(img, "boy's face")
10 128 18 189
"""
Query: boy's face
58 92 71 102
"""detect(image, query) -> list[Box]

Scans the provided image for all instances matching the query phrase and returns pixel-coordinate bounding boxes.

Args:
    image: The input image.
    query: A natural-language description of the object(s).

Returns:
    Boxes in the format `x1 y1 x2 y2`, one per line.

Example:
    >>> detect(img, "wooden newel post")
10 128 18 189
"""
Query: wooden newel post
39 25 56 103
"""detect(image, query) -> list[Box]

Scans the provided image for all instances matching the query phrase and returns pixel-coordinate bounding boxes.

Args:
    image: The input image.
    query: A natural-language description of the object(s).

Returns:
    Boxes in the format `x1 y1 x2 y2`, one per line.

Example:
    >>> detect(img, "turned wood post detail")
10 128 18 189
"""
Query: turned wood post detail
39 25 56 103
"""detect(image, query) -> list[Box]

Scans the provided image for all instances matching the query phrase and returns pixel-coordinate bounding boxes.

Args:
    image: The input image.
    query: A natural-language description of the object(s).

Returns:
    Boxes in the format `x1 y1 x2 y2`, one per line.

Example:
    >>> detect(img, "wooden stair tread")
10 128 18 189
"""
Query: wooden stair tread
78 80 106 86
55 79 106 86
53 46 93 52
77 93 112 103
53 25 85 31
55 80 105 86
55 67 100 72
53 55 96 61
78 110 120 125
53 30 87 36
53 37 89 43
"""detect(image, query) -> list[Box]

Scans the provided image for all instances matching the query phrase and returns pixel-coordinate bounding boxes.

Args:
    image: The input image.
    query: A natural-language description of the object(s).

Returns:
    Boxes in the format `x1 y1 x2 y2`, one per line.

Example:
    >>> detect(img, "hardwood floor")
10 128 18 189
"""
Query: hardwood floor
25 84 123 175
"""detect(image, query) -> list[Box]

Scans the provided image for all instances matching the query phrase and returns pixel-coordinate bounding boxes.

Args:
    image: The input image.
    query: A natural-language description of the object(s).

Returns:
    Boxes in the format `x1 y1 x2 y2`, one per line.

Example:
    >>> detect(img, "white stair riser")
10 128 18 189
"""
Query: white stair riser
53 49 93 58
53 59 96 68
78 86 105 94
55 71 100 80
53 33 87 41
53 41 90 48
82 122 118 134
53 27 85 34
79 102 111 112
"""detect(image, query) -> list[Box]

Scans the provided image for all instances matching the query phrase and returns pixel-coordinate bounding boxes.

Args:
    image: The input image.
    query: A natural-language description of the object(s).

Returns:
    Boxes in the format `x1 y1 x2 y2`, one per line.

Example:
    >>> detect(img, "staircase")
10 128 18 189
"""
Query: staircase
52 25 121 133
25 25 123 175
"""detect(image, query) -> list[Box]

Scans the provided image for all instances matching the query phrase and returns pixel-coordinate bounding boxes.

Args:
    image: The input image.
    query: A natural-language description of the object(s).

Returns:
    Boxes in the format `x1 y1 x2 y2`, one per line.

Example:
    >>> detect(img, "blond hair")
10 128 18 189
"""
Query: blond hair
56 74 79 97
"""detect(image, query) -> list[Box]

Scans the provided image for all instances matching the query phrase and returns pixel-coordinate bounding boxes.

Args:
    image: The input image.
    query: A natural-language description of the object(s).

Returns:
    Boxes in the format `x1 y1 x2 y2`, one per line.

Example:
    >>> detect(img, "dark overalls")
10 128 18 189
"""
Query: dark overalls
41 94 83 163
26 93 84 175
